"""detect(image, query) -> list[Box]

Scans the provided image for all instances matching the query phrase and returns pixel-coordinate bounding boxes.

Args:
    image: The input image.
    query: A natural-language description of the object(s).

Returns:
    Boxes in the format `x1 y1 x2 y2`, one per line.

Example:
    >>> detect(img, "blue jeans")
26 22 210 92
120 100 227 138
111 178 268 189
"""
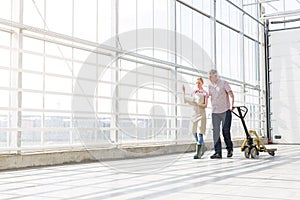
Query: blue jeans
212 110 233 154
193 133 203 145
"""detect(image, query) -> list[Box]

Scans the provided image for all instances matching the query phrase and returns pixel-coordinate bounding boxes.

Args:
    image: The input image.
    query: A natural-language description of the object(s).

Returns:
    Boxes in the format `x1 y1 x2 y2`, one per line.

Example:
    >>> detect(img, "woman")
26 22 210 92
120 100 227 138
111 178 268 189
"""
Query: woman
182 77 209 159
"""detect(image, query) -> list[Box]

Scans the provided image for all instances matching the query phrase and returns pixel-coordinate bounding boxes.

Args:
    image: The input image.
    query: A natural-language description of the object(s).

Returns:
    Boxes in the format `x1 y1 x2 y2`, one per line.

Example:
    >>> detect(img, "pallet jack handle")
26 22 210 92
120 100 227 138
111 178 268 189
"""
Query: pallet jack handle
232 106 251 140
232 106 248 119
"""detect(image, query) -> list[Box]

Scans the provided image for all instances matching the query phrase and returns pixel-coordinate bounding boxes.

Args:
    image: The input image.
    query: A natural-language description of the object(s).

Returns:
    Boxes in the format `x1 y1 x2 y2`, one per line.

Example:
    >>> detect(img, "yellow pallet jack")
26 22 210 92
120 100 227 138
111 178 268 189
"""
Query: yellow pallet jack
232 106 277 159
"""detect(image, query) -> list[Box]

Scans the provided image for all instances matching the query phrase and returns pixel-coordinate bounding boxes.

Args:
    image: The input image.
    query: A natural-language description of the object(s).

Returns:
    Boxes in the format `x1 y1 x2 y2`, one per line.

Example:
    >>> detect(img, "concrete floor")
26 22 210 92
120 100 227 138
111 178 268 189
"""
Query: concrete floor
0 145 299 200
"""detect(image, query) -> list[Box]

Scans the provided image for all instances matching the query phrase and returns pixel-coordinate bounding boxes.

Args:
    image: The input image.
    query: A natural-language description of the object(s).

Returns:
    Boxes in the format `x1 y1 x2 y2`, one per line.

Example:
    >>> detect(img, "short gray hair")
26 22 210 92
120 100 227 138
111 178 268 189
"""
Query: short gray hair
208 69 218 77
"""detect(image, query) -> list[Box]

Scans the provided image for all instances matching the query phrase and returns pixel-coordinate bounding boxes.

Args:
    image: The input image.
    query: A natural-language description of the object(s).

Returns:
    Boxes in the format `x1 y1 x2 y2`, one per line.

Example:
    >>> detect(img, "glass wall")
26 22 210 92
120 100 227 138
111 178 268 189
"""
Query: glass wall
0 0 264 153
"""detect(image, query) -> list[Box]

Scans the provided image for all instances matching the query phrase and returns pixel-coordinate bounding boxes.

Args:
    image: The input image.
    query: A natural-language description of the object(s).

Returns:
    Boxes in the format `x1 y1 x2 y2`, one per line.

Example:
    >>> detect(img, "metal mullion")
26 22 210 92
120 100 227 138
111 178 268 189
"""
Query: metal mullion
18 67 73 80
22 49 74 65
118 83 171 93
0 27 14 33
216 19 261 44
224 0 264 26
118 112 178 118
119 66 170 80
114 0 119 145
8 68 102 86
119 68 175 83
118 127 179 131
244 93 261 98
213 0 217 68
167 70 171 140
122 97 177 106
115 81 170 93
94 0 100 145
41 0 46 146
0 83 15 91
152 0 155 141
240 6 247 111
44 72 73 82
75 74 116 85
175 1 180 143
20 127 73 131
229 1 232 76
16 0 24 154
8 28 13 150
0 44 15 51
22 88 74 97
118 114 176 119
269 25 300 32
0 128 18 132
243 102 261 107
70 0 75 146
69 62 74 140
176 0 211 19
176 69 207 78
135 0 138 143
97 78 117 85
26 108 72 113
0 107 18 112
120 56 172 72
22 33 112 58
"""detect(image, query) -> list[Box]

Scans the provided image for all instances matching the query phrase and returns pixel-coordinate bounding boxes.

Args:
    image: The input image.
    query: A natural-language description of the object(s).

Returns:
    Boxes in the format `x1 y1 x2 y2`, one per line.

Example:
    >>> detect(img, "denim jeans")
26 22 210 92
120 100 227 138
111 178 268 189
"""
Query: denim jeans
212 110 233 154
193 133 204 145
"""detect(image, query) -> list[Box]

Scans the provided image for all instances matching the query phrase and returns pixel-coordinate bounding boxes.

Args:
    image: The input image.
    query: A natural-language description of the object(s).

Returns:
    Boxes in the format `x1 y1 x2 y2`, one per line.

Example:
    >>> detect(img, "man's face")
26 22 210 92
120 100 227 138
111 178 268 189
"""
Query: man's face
209 74 218 83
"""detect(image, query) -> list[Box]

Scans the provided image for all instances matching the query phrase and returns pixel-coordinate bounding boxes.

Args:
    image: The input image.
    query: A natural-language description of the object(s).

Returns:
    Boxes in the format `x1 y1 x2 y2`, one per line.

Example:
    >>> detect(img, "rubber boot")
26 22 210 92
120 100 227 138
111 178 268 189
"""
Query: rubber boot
193 144 202 159
201 143 207 156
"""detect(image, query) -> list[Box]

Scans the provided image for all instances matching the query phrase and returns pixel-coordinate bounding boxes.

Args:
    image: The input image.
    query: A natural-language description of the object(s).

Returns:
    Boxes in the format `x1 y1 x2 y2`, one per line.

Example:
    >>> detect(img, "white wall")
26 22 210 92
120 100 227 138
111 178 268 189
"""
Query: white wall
269 28 300 143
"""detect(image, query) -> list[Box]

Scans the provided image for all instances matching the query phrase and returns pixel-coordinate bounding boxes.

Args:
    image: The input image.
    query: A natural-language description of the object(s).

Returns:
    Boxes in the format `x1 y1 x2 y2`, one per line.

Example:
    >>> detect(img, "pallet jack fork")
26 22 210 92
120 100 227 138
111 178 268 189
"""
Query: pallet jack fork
232 106 277 159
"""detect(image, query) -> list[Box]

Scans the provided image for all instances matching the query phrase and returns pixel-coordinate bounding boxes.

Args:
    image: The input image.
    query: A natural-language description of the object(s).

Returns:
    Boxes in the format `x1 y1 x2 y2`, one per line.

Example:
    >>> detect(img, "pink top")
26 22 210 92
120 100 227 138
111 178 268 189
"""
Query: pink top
191 89 209 111
208 79 232 113
194 89 209 97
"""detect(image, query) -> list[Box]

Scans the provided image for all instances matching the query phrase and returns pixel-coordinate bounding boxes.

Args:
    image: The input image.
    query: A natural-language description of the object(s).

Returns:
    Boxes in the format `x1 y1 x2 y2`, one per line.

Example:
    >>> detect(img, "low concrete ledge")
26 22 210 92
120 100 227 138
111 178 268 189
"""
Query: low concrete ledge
0 138 266 170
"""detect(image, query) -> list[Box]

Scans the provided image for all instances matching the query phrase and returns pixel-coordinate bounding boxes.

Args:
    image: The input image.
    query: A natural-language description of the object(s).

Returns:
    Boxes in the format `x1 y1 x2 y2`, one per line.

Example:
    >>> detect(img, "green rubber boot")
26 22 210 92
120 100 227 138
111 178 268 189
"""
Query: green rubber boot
194 144 202 159
201 143 207 156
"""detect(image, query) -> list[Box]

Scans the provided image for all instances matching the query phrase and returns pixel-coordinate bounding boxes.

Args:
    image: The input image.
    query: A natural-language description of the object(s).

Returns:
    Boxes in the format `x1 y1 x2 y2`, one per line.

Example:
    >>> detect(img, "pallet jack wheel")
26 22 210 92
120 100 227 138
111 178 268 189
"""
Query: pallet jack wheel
244 147 250 158
250 147 259 159
268 151 275 156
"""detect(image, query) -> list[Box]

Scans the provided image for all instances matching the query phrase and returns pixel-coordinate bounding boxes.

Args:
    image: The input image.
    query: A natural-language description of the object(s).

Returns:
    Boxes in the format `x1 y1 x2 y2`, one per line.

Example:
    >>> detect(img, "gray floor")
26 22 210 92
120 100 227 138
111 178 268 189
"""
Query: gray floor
0 145 299 200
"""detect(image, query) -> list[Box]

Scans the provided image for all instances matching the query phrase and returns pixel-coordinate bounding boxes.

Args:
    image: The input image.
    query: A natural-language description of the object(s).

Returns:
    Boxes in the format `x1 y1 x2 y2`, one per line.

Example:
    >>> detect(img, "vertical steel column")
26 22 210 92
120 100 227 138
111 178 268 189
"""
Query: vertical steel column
70 0 75 145
17 0 24 154
264 20 272 142
94 0 99 144
257 1 264 137
174 0 178 143
114 0 119 145
241 1 246 109
256 0 260 84
42 0 46 146
213 0 217 68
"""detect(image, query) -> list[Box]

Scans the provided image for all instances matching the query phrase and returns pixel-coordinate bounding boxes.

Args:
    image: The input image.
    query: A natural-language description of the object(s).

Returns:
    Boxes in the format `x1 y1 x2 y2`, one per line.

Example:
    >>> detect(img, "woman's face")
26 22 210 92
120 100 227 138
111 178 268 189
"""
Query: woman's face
196 80 203 89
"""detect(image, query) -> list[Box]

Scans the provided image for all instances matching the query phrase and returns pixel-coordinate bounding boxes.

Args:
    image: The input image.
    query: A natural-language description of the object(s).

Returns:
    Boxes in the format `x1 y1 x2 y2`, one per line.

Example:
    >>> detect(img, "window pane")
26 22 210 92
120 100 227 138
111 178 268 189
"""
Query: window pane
46 0 72 35
45 76 72 93
24 0 45 29
22 92 43 109
23 73 43 91
74 0 97 41
0 0 11 20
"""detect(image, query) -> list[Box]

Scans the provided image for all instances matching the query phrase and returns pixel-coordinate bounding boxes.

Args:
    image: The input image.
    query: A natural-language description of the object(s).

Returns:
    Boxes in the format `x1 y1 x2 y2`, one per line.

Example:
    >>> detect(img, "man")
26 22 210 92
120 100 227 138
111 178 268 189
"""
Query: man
208 69 234 159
